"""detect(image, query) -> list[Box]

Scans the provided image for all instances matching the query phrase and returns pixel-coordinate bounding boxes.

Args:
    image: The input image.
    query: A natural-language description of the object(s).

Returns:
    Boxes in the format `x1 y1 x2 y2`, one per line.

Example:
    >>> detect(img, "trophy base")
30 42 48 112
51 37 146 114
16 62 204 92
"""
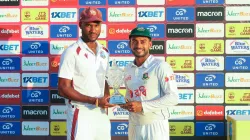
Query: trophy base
109 95 126 105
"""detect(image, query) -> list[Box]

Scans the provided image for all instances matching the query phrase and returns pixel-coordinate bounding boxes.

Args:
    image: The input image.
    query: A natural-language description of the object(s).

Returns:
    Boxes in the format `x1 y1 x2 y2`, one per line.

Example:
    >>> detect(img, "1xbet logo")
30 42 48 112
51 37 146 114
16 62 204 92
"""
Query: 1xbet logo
226 110 250 115
23 77 47 83
0 44 19 51
138 11 164 17
137 8 165 21
51 12 76 18
50 8 77 22
22 73 49 87
0 41 20 55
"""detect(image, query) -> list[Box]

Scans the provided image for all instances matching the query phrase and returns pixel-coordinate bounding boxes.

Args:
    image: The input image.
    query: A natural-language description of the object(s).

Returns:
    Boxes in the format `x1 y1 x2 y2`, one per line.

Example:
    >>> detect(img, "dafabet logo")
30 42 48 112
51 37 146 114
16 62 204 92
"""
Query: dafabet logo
196 106 224 120
108 24 135 39
0 25 20 39
0 90 21 104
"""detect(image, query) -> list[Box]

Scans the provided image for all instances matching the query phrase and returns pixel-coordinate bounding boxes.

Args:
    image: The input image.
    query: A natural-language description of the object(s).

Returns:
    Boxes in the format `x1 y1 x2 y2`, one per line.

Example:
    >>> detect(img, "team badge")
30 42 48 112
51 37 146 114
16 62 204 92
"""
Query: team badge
137 27 145 31
142 73 149 80
100 51 106 59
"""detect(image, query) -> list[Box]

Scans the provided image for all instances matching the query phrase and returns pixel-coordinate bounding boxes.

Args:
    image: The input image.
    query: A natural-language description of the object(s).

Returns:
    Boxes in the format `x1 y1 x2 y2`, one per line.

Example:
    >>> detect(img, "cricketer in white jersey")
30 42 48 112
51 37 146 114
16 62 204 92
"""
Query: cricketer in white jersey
58 7 114 140
121 27 179 140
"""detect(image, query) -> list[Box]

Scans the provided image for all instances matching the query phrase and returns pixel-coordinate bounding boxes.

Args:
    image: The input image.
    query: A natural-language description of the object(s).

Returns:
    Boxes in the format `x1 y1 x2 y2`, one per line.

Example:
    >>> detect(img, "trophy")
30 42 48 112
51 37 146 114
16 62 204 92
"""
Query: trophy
105 59 126 105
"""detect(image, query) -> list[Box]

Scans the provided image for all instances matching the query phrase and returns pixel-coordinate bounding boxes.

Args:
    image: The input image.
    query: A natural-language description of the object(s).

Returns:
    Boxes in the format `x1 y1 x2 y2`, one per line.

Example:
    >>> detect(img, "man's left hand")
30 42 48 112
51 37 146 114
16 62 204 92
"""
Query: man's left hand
120 101 142 113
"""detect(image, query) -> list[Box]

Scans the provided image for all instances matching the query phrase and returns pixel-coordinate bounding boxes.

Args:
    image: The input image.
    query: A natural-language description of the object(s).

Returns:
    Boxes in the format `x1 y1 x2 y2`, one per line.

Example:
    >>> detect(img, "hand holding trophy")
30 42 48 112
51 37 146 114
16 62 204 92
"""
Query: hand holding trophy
105 59 126 105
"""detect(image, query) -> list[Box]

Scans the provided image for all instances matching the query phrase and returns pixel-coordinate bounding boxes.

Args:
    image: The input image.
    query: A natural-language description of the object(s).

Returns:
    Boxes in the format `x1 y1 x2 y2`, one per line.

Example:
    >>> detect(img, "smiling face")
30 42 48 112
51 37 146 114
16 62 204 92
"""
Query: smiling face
80 21 101 42
129 36 152 58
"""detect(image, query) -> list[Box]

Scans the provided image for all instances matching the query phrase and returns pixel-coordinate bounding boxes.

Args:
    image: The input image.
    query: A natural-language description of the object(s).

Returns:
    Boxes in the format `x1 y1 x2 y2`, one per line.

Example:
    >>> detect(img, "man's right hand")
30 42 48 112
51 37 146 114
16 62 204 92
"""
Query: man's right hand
98 96 116 108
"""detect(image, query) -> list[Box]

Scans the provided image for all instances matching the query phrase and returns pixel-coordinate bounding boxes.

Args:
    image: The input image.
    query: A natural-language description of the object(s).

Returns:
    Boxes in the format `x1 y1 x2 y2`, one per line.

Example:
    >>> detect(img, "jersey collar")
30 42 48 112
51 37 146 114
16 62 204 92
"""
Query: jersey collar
131 55 154 68
77 37 102 55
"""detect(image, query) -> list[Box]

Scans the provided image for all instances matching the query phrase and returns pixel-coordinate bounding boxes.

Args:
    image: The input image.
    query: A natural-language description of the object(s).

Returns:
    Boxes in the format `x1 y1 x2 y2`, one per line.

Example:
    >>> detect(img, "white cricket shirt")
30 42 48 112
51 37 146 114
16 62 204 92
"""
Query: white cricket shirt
58 38 109 107
124 55 179 125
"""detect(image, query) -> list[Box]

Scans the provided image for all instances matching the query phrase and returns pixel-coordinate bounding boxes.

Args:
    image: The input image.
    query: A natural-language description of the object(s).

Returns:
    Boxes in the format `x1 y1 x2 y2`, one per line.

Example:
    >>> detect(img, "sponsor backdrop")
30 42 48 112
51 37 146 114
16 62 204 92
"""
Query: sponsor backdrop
0 0 250 139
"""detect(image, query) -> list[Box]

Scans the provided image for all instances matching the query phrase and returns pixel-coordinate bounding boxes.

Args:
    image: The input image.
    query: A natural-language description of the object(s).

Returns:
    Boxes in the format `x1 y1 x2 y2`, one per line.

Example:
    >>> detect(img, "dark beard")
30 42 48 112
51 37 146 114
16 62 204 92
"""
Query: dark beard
132 50 149 58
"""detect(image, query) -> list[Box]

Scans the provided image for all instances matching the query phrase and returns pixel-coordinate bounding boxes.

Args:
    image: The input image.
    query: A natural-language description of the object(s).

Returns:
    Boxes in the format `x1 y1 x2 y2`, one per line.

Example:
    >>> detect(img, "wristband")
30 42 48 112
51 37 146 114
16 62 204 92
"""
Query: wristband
95 98 99 107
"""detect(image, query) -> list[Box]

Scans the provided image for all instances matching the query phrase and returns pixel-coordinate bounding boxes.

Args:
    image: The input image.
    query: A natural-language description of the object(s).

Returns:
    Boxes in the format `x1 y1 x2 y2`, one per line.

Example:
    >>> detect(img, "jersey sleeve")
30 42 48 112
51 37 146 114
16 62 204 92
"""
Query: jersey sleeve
141 62 179 114
58 48 75 80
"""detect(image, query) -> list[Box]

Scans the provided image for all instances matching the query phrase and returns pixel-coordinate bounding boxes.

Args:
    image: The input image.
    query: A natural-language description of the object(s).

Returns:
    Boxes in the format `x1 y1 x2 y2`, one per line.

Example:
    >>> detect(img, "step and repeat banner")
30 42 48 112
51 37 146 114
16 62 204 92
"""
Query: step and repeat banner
0 0 250 139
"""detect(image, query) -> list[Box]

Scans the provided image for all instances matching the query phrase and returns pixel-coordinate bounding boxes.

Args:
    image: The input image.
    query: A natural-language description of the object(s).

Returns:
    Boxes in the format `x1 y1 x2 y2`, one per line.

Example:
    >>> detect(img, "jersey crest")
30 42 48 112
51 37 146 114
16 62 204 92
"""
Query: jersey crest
100 51 106 59
142 73 149 80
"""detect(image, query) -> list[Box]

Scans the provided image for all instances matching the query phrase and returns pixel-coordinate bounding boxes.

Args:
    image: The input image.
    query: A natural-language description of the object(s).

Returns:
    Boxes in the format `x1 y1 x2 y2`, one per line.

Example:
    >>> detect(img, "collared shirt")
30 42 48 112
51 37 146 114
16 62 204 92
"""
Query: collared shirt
124 55 179 125
58 37 109 107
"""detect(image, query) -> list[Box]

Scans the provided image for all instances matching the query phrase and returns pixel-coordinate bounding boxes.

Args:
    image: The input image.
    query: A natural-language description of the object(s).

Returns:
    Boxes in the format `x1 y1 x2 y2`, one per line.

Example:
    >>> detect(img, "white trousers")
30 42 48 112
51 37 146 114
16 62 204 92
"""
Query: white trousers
128 120 170 140
66 105 111 140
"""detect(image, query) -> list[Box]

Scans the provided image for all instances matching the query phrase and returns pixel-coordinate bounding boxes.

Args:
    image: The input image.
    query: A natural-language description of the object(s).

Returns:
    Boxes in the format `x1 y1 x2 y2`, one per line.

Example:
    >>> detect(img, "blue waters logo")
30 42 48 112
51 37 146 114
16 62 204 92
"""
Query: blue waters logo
166 7 195 22
22 41 49 55
196 73 224 88
196 122 224 136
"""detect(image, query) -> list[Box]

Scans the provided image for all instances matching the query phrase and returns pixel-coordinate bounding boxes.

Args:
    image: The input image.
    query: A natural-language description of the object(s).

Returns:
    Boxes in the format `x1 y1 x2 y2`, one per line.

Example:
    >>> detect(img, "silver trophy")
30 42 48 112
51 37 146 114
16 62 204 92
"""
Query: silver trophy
105 59 126 104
